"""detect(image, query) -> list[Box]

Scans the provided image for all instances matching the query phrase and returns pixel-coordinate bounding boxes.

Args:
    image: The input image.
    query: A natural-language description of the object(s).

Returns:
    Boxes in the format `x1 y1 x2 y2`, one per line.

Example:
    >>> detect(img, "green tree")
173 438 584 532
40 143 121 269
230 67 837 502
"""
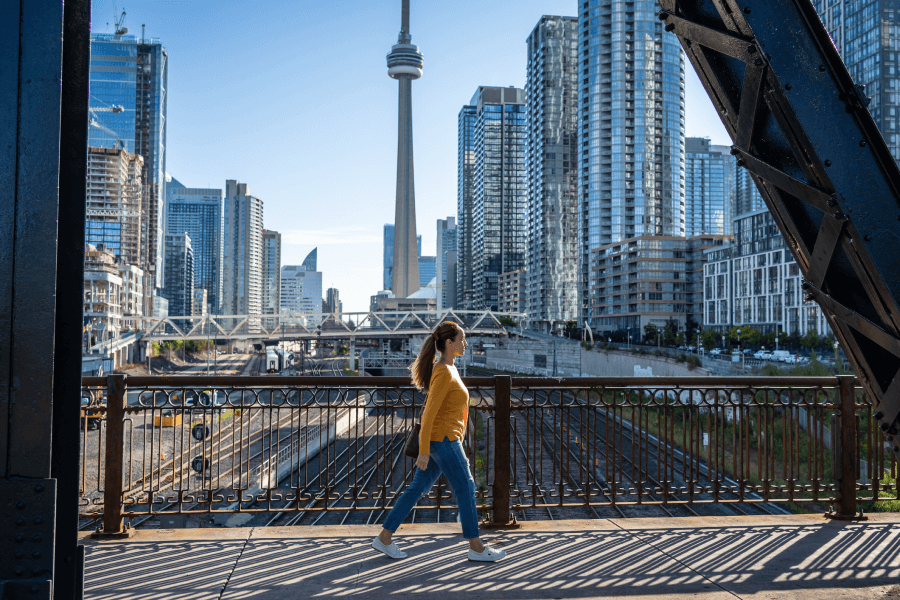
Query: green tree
684 317 700 344
801 328 819 350
498 316 519 327
700 328 718 350
663 319 679 346
643 323 659 345
744 327 763 347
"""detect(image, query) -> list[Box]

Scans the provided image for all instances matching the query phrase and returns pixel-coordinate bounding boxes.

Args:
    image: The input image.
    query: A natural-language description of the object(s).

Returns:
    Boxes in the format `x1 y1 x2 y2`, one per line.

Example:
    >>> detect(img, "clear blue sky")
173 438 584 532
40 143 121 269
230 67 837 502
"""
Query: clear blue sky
91 0 730 312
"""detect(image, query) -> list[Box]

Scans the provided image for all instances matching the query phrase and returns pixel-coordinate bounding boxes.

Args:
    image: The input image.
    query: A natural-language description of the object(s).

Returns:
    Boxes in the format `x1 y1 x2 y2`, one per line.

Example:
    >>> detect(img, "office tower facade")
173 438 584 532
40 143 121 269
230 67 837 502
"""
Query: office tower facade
222 180 264 315
525 16 580 334
301 247 317 271
457 105 477 308
591 234 729 336
383 224 394 291
161 233 194 317
498 269 527 314
83 244 123 348
166 182 224 313
685 138 734 237
814 0 900 161
735 165 766 216
192 289 208 318
703 209 831 337
418 256 435 289
325 288 341 313
458 86 527 311
89 33 168 289
85 146 145 268
436 217 458 310
387 0 424 298
579 1 686 328
281 265 324 325
262 230 282 319
383 224 421 292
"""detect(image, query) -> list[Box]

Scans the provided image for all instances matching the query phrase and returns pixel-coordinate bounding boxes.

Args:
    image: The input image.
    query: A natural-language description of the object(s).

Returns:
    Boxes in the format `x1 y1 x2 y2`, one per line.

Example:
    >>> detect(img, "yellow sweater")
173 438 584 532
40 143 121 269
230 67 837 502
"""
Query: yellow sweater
419 363 469 451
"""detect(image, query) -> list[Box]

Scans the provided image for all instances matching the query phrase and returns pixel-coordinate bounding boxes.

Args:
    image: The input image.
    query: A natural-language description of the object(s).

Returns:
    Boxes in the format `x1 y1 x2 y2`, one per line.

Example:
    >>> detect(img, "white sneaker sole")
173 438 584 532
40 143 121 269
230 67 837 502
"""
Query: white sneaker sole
372 538 407 559
468 548 506 562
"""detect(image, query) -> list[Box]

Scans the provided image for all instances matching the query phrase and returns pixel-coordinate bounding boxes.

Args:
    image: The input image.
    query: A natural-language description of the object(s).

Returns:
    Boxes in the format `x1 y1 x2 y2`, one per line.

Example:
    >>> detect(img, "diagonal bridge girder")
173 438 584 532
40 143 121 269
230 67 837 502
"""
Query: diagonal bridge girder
658 0 900 463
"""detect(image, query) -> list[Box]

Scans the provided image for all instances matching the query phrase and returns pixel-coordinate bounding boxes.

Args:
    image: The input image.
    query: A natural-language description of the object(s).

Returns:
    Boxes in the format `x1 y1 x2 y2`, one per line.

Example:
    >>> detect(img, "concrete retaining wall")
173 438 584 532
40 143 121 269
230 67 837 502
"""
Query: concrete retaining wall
481 338 710 377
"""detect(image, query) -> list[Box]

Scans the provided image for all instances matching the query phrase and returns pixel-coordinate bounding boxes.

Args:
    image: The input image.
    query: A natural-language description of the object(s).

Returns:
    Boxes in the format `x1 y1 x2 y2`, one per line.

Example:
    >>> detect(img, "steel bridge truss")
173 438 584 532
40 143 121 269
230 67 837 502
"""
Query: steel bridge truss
659 0 900 464
129 309 525 342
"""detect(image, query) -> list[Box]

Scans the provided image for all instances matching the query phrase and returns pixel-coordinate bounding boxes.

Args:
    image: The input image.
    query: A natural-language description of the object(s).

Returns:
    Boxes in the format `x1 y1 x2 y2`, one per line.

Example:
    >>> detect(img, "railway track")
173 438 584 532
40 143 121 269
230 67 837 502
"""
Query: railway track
468 367 787 520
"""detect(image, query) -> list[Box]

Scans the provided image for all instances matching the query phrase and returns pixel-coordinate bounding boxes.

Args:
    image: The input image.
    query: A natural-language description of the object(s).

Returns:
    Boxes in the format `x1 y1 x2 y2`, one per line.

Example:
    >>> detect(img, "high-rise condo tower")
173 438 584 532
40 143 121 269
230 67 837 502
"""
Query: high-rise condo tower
387 0 423 298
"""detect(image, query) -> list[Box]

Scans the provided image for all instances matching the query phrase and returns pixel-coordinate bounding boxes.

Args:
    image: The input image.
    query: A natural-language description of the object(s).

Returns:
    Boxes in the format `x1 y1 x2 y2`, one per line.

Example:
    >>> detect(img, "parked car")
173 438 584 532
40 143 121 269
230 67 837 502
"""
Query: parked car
754 350 773 360
709 348 722 356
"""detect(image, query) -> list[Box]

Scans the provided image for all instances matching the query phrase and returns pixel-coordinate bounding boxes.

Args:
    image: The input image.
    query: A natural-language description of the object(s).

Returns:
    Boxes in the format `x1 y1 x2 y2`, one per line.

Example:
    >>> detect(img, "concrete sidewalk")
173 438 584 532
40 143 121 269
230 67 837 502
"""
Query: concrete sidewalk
79 513 900 599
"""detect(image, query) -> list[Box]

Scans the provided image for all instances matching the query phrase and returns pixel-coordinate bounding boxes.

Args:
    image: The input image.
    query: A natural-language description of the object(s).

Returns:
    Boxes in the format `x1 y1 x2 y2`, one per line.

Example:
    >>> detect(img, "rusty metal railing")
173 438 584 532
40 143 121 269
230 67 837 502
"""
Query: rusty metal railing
80 374 899 536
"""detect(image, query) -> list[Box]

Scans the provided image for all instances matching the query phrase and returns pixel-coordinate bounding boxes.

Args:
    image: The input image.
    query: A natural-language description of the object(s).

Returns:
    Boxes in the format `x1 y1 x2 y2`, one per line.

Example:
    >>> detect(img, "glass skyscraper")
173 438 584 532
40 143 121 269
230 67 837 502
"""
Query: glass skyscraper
262 230 282 320
579 1 685 327
814 0 900 162
89 33 168 289
685 138 734 237
166 181 223 314
458 86 527 311
436 217 457 310
735 166 766 217
418 256 436 289
457 105 477 309
383 224 420 293
161 233 193 318
222 180 263 316
526 16 580 333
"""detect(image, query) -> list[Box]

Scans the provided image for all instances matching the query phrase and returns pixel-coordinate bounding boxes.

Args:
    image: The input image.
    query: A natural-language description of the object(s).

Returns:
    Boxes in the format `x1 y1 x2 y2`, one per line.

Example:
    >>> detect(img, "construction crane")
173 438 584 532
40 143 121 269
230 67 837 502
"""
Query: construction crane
88 99 124 147
113 1 127 36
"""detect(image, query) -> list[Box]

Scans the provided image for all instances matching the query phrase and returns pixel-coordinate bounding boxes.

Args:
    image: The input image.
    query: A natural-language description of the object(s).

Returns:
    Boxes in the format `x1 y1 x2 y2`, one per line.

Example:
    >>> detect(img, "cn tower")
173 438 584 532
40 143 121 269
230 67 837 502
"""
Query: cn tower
387 0 423 298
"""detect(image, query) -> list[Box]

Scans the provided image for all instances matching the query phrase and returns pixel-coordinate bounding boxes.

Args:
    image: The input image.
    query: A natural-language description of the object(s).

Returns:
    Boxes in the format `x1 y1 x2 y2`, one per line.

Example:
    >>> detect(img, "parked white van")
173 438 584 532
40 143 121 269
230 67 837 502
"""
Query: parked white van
770 350 791 362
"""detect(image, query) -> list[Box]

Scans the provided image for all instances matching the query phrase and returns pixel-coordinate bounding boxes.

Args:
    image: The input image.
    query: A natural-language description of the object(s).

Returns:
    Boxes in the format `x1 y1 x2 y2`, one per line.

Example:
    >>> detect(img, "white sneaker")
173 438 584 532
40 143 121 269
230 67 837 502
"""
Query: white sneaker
468 545 506 562
372 536 407 559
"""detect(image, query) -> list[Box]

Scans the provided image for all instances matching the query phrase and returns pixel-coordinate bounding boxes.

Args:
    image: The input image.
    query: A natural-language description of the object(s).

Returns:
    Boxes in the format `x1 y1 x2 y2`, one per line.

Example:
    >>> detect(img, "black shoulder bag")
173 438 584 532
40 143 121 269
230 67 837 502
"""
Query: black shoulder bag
403 393 427 458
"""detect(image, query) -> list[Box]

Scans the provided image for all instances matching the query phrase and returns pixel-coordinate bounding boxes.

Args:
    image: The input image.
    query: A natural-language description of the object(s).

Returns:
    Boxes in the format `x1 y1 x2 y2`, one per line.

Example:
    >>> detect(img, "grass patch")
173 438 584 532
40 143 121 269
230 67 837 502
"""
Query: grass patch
859 474 900 513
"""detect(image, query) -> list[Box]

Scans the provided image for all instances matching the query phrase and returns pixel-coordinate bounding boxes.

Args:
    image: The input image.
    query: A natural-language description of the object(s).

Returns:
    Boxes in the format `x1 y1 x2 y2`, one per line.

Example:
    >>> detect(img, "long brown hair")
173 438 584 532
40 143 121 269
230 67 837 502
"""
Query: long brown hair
410 320 464 391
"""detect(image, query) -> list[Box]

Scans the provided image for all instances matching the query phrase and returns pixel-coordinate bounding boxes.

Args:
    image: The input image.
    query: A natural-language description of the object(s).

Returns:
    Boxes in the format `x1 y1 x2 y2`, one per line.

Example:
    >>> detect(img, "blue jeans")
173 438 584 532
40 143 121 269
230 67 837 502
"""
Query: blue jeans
383 436 479 539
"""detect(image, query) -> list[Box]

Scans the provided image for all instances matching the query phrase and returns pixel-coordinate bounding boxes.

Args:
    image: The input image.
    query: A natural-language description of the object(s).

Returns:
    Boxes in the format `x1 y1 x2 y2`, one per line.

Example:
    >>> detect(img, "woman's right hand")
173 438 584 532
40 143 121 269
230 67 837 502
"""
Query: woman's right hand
416 454 430 471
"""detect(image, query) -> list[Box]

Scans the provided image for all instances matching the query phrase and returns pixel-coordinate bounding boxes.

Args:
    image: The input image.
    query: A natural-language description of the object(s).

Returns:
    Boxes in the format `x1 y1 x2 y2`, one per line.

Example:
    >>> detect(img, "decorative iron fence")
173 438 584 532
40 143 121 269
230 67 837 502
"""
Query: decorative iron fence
80 374 898 536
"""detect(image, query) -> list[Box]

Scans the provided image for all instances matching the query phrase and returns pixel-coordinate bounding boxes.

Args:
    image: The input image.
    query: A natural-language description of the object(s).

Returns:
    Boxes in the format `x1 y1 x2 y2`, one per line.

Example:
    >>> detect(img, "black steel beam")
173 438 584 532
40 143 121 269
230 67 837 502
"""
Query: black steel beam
53 0 91 597
658 0 900 464
1 0 90 597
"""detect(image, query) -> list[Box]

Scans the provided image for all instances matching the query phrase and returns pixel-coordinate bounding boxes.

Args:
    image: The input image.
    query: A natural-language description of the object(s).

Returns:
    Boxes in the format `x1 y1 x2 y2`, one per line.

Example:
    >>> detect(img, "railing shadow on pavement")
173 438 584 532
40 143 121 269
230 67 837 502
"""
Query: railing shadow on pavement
81 518 900 599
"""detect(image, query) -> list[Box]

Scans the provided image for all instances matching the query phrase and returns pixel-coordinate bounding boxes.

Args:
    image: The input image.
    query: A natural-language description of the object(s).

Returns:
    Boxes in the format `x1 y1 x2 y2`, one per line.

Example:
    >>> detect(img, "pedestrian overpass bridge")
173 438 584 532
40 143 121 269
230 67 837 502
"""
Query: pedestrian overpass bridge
129 309 528 343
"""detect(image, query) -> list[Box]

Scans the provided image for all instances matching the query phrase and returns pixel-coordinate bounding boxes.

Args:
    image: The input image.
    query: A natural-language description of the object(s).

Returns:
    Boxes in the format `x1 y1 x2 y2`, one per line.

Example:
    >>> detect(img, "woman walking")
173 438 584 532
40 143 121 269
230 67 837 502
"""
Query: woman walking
372 320 506 562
